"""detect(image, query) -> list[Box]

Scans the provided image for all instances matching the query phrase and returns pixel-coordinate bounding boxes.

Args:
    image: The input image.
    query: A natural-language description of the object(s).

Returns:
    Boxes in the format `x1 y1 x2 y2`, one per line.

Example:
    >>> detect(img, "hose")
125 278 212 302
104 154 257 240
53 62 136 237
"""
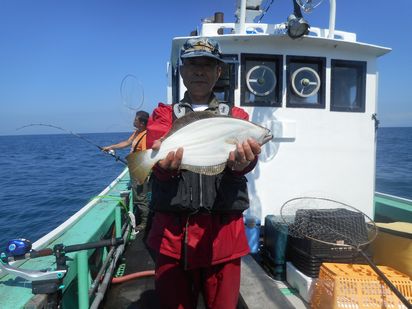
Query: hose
111 270 155 284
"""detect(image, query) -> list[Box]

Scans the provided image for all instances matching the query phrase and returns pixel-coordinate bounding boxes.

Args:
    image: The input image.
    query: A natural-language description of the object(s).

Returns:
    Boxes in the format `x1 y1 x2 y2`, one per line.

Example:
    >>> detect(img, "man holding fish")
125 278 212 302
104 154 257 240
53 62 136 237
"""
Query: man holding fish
131 37 271 308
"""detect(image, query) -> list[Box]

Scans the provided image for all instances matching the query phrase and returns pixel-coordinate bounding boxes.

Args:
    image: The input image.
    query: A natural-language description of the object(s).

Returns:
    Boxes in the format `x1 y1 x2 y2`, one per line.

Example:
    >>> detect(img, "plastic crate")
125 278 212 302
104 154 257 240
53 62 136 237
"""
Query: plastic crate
311 263 412 309
264 215 289 263
288 245 367 278
291 208 369 258
288 235 360 259
263 215 289 279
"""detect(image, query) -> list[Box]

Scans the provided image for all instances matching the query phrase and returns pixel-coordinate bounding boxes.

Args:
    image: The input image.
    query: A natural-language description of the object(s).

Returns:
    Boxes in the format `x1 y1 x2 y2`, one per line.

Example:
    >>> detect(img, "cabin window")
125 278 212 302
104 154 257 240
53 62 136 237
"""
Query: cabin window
286 56 326 109
213 54 238 106
240 54 282 107
174 55 237 104
331 60 366 112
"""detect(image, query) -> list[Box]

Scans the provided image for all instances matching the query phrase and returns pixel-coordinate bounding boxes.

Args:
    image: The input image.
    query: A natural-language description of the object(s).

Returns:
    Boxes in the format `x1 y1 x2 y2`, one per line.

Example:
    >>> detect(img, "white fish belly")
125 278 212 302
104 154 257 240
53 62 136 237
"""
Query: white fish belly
158 117 265 167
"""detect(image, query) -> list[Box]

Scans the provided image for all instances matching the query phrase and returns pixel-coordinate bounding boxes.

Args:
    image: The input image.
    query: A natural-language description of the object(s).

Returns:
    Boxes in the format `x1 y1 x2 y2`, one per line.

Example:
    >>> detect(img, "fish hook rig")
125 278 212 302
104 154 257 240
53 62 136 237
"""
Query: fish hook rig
16 123 127 165
0 237 124 305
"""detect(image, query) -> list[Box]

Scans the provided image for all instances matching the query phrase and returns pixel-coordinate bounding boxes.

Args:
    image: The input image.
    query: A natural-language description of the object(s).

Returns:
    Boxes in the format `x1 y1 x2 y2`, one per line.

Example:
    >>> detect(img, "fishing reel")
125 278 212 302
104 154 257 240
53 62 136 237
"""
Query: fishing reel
4 238 32 258
1 238 67 296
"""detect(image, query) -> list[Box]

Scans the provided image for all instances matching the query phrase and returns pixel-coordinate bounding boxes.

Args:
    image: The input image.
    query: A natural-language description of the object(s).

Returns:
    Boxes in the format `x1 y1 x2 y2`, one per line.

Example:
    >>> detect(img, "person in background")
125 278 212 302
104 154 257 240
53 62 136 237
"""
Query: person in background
102 111 149 154
145 38 261 309
102 110 150 232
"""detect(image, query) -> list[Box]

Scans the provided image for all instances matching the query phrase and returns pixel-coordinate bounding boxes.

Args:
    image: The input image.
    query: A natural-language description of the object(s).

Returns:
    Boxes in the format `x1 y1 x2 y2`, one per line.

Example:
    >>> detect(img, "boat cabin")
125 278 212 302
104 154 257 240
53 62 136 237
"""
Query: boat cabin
166 2 390 221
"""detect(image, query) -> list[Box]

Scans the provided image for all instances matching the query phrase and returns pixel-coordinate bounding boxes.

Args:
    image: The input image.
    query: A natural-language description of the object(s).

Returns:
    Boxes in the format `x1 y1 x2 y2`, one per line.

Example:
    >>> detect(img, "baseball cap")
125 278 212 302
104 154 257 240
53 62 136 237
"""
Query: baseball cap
180 37 224 63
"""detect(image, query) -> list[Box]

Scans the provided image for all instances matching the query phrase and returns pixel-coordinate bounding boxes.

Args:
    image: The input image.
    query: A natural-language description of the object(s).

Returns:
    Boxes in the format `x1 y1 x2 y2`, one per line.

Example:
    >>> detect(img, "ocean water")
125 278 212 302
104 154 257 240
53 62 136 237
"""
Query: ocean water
0 128 411 247
375 127 412 198
0 132 129 247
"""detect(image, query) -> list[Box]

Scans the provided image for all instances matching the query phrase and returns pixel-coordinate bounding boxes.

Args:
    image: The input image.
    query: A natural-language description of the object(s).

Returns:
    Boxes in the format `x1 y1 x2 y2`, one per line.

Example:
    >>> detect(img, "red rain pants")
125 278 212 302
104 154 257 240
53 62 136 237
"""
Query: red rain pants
155 253 241 309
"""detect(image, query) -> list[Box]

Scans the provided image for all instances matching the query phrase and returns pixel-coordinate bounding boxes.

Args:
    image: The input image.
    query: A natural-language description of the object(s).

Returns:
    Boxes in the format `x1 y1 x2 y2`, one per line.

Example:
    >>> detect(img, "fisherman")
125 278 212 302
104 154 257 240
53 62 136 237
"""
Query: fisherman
102 110 150 232
145 38 261 308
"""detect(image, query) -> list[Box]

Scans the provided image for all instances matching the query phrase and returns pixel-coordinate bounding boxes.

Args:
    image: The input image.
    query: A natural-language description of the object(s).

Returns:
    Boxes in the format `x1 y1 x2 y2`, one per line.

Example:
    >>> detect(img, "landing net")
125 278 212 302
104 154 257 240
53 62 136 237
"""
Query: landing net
280 197 377 249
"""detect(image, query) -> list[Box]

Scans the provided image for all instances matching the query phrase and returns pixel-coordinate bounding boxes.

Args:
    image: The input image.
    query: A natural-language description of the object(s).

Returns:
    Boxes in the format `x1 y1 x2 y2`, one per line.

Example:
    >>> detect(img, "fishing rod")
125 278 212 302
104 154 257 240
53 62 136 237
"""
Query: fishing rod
16 123 127 165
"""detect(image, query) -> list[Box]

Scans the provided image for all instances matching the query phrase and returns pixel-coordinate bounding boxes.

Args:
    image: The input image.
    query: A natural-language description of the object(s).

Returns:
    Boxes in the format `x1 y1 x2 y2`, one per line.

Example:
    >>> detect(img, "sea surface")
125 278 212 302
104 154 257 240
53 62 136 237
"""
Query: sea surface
375 127 412 198
0 128 411 247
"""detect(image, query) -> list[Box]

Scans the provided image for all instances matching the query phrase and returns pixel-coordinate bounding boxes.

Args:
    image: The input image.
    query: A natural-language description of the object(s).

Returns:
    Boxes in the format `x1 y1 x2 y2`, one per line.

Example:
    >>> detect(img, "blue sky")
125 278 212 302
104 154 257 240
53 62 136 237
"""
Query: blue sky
1 0 411 136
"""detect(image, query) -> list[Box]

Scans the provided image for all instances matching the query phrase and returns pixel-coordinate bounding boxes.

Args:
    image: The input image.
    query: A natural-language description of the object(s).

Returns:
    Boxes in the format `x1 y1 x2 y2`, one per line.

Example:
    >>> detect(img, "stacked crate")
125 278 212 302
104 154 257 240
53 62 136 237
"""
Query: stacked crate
311 263 412 309
287 208 369 278
263 215 289 280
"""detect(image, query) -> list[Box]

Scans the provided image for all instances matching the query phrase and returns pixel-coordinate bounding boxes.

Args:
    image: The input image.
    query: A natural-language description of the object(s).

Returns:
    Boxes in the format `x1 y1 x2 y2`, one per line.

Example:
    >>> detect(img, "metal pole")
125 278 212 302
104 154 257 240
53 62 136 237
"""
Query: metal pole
115 205 122 238
239 0 247 34
77 250 90 309
328 0 336 39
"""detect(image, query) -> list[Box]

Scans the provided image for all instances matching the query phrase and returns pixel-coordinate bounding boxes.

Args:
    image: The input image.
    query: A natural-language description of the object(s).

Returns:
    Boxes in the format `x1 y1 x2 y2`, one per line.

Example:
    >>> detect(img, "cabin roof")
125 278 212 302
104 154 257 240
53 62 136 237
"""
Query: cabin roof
170 29 391 66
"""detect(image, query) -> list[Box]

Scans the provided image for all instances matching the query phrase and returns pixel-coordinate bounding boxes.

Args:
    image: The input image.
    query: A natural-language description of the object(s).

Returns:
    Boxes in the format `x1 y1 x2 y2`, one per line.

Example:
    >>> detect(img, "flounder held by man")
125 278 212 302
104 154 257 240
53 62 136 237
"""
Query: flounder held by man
126 111 272 184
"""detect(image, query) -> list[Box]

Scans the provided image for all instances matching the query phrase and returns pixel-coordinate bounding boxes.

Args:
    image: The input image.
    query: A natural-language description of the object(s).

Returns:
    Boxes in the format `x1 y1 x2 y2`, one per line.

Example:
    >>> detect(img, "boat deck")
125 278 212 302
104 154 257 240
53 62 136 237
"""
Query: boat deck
102 232 308 309
103 232 158 308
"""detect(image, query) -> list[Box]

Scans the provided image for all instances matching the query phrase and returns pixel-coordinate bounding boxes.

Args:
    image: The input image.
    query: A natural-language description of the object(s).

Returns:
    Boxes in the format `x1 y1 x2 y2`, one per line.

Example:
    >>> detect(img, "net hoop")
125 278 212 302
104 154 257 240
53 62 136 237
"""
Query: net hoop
120 74 144 111
280 196 378 249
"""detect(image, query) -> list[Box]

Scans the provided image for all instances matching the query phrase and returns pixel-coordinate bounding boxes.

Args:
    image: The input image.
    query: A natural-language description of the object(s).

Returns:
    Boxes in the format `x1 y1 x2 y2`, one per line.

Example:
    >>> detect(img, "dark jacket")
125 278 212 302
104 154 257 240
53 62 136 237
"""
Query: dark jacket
147 94 255 213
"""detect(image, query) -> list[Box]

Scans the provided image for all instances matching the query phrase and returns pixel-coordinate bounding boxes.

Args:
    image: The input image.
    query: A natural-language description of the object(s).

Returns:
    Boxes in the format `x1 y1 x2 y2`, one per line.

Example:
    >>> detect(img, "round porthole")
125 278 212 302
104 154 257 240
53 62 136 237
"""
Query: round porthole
291 66 321 98
246 65 277 96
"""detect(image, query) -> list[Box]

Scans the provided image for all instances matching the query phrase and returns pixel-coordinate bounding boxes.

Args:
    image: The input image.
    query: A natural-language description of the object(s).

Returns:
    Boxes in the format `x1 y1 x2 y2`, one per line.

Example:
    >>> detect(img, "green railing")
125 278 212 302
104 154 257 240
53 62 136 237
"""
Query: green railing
374 192 412 223
0 170 132 309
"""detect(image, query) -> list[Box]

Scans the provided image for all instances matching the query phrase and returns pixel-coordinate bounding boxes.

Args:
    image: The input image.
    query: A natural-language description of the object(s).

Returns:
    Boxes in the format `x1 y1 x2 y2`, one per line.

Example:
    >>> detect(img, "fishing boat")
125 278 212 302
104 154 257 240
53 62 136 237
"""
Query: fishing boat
1 0 411 308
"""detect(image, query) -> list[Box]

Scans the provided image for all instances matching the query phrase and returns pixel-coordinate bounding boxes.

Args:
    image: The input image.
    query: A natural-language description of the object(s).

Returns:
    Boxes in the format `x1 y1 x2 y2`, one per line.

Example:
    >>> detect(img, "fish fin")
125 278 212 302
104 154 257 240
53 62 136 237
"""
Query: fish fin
126 149 155 185
181 162 227 176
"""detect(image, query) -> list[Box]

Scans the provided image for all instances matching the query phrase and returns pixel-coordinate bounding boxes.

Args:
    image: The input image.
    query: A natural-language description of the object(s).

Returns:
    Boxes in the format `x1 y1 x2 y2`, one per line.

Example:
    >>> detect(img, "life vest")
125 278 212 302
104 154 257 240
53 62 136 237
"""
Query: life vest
172 101 231 120
150 96 250 214
131 130 147 153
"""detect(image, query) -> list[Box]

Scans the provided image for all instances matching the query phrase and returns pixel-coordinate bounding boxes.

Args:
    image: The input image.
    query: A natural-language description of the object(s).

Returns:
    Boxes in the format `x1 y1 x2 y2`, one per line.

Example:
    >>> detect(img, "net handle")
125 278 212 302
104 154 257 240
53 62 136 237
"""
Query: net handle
358 250 412 308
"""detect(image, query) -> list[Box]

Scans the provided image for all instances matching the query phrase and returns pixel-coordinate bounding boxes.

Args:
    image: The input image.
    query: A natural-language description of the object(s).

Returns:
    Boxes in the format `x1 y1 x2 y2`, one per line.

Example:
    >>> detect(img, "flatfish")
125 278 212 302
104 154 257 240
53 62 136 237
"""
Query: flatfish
126 111 272 184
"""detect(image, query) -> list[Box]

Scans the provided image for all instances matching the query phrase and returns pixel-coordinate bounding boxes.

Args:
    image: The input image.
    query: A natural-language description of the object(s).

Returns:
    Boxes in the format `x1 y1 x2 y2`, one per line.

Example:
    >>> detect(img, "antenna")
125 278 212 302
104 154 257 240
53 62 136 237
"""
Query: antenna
295 0 336 39
295 0 324 13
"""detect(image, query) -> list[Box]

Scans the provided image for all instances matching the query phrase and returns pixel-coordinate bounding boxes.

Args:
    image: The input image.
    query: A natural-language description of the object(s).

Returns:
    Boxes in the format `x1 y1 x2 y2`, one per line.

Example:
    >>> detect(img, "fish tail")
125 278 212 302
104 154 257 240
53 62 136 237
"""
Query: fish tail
126 149 156 185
